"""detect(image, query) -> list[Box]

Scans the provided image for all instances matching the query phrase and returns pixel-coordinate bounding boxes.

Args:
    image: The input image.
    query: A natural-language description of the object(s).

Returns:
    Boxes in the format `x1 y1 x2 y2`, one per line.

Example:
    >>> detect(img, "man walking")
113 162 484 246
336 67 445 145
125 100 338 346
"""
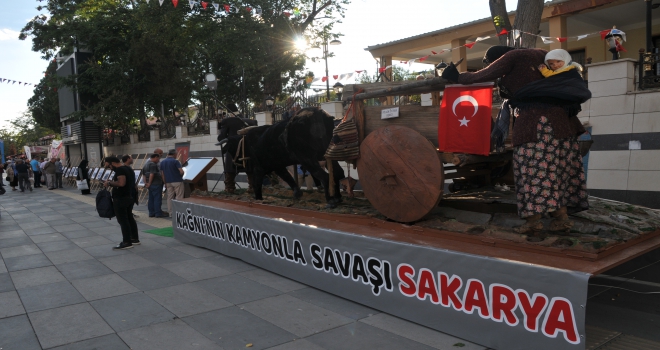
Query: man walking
122 155 139 218
160 149 184 217
43 158 57 190
103 156 139 249
144 153 166 218
15 160 32 192
30 157 42 188
54 158 64 188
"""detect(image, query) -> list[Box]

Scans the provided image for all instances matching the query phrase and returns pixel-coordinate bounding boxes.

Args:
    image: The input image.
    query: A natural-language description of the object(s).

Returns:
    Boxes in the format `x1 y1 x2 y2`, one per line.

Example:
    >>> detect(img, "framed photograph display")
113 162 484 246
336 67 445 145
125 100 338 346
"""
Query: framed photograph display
91 168 100 179
133 170 142 187
71 167 79 177
101 170 112 181
137 170 146 187
96 169 106 180
182 157 217 182
63 167 70 177
88 168 94 177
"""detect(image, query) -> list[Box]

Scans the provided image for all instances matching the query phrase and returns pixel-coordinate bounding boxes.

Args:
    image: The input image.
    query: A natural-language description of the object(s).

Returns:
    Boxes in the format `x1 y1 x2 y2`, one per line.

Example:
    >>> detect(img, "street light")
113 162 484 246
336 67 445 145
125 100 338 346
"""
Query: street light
332 82 344 101
265 95 275 110
321 37 342 100
204 73 217 90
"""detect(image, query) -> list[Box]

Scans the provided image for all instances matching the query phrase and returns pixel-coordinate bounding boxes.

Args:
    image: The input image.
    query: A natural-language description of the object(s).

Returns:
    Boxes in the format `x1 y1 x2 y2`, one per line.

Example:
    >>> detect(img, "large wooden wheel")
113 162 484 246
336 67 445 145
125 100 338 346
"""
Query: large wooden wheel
358 126 444 222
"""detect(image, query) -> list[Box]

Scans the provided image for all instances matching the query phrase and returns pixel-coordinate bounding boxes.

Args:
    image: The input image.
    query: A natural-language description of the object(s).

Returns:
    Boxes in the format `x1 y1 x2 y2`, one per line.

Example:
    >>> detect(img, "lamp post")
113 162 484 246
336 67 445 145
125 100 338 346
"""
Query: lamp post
265 95 275 110
205 72 218 119
332 82 344 101
322 36 341 100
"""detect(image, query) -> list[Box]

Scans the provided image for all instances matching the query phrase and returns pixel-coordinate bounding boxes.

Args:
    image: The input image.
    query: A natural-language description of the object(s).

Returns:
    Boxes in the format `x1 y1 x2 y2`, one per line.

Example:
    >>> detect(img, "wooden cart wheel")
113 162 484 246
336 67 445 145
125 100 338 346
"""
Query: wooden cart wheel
358 126 444 222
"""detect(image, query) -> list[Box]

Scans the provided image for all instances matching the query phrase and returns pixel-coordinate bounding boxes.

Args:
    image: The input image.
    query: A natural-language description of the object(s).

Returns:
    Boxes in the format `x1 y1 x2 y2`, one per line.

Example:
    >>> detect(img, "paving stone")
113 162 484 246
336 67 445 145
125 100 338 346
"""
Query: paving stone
50 333 130 350
0 291 25 318
146 283 232 318
29 232 68 244
39 214 68 221
19 221 50 230
148 235 186 247
53 223 87 233
0 315 42 350
0 236 34 249
184 307 297 349
360 313 486 349
119 319 221 350
135 247 196 265
70 235 113 248
37 240 79 252
45 247 94 265
55 209 83 215
161 258 231 282
201 253 256 274
0 244 41 259
90 292 175 332
71 216 100 224
91 227 121 235
117 266 188 291
71 273 139 301
289 287 378 320
29 302 115 349
57 259 114 280
25 226 57 235
48 219 77 226
0 272 15 292
61 229 98 239
266 339 326 350
172 244 219 258
18 281 86 313
127 237 167 251
10 266 67 289
5 253 53 272
0 229 26 240
306 322 436 350
239 269 307 292
242 294 353 337
195 274 282 305
84 244 133 259
98 254 156 272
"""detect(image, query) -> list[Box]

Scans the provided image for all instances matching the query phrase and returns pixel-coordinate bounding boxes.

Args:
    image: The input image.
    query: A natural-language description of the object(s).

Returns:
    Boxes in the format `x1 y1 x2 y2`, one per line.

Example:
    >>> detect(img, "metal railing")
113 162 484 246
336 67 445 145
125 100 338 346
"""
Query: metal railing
639 50 660 90
137 128 151 142
159 119 176 139
187 115 210 136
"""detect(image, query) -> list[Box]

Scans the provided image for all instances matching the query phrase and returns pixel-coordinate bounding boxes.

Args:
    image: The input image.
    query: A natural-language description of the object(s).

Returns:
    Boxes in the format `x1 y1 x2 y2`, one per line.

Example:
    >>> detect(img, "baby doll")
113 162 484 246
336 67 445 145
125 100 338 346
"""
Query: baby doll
538 49 583 78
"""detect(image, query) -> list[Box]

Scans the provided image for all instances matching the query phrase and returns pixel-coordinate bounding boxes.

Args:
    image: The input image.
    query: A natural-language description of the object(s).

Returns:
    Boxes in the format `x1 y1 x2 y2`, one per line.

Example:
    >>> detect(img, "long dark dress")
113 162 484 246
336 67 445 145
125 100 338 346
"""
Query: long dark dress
78 159 91 194
457 49 589 218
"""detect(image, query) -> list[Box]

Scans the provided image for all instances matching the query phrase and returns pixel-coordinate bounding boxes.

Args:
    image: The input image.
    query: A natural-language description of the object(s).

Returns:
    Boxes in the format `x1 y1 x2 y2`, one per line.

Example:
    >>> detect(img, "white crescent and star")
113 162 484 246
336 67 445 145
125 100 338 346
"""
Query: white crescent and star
451 95 479 127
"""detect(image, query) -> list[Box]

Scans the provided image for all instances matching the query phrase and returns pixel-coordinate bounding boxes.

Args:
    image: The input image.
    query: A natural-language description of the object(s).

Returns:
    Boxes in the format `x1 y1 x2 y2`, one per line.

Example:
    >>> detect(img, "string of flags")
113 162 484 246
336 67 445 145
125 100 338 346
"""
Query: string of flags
0 78 36 87
397 27 627 67
144 0 305 18
293 71 368 86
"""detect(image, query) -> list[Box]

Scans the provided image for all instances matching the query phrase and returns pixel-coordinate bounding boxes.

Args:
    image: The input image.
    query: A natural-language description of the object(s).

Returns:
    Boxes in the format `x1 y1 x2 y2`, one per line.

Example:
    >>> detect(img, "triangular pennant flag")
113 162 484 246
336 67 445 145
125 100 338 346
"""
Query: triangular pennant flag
355 70 364 74
172 0 178 7
346 72 353 79
408 59 416 67
202 2 208 9
557 37 567 42
18 81 22 85
284 12 291 17
332 75 338 79
497 28 508 36
577 34 588 41
189 0 195 9
475 36 490 42
159 0 164 5
513 29 521 40
146 0 150 3
311 77 320 83
465 42 476 49
431 51 437 55
541 36 554 44
418 55 430 62
378 67 387 73
12 81 16 84
615 41 627 52
224 4 230 12
321 76 328 82
246 6 251 12
213 3 219 11
600 29 611 40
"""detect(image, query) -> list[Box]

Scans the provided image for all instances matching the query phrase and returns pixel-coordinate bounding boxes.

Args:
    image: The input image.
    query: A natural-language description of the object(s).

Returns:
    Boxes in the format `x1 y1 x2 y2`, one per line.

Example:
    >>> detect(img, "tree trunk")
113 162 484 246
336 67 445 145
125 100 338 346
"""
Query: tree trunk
489 0 512 46
514 0 544 48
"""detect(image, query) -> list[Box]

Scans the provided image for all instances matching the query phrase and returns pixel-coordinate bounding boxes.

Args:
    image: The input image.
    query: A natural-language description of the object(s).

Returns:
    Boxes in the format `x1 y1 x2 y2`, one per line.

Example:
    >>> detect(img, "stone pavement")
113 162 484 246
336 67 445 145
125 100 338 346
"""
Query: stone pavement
0 185 486 350
3 184 660 349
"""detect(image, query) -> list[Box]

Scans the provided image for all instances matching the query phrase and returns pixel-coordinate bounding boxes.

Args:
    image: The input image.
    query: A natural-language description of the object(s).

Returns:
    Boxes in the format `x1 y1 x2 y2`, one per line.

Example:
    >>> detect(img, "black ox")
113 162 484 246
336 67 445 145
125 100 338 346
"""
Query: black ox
218 107 345 207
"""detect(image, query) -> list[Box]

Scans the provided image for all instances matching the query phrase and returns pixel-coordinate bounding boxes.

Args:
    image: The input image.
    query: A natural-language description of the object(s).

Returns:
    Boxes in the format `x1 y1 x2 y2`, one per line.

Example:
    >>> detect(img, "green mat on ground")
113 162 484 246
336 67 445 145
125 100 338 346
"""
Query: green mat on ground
143 227 173 237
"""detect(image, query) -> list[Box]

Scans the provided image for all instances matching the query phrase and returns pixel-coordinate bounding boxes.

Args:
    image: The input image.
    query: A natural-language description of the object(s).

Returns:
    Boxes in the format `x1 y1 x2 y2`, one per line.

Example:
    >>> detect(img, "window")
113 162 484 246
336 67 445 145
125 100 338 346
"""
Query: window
569 49 586 66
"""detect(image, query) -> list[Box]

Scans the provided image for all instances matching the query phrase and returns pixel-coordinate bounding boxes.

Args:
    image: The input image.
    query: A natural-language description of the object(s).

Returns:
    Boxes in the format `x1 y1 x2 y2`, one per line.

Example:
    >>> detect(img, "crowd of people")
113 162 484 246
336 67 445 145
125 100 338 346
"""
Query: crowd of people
2 155 65 192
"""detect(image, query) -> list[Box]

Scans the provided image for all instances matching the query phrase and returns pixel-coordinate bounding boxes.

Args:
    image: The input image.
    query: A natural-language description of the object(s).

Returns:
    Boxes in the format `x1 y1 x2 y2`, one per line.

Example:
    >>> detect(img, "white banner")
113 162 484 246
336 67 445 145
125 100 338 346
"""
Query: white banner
24 145 31 161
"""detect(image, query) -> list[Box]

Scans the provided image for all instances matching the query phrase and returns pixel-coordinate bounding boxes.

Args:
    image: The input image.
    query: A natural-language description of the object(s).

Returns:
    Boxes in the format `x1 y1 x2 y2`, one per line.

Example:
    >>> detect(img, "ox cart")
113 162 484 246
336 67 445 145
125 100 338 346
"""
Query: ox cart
338 78 511 222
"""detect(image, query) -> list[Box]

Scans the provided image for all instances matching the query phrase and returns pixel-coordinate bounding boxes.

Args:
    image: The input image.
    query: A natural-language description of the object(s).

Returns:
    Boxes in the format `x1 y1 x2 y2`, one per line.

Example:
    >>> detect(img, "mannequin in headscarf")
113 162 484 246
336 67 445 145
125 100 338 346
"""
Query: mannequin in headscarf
442 46 589 234
78 159 91 195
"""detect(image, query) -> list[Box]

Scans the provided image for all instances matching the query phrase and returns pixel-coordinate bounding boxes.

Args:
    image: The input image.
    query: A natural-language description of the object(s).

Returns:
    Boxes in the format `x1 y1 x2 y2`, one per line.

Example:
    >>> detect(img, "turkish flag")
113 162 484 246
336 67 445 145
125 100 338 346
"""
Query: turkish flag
438 84 493 156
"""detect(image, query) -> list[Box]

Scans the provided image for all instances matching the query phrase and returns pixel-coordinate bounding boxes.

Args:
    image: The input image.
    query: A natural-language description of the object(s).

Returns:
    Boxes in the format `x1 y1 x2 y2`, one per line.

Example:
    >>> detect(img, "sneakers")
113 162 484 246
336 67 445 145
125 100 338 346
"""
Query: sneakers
113 242 133 250
131 240 141 245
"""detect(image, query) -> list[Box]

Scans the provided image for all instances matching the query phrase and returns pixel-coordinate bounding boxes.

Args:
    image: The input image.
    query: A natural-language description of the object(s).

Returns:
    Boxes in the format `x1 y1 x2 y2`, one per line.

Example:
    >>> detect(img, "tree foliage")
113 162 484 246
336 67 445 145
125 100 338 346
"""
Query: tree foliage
27 60 61 131
20 0 349 131
0 112 59 156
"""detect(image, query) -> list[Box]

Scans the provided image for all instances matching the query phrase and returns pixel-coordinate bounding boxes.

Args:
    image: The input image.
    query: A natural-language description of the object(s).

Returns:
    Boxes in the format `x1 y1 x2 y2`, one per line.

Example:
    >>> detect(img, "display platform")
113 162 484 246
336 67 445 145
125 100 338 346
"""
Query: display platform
172 197 660 350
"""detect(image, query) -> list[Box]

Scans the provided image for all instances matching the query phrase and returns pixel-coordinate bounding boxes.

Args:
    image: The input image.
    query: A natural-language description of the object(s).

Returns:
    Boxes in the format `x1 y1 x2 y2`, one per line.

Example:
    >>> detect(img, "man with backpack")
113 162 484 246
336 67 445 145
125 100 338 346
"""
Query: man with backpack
103 156 139 250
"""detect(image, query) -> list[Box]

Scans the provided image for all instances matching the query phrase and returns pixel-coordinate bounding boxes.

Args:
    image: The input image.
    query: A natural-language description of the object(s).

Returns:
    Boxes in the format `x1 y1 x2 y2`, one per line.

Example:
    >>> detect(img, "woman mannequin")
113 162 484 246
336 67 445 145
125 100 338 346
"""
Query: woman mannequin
442 46 589 233
78 159 91 195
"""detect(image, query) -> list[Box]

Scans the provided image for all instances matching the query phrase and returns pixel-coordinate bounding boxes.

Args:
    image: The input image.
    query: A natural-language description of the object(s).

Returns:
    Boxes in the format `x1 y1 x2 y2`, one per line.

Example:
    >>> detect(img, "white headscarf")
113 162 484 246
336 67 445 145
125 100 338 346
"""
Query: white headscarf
545 49 583 74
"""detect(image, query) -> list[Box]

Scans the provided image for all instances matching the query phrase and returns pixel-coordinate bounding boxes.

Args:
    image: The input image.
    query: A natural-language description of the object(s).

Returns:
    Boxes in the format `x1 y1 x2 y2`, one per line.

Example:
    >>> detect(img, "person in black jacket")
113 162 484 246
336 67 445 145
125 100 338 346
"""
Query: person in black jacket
78 159 91 195
104 156 138 250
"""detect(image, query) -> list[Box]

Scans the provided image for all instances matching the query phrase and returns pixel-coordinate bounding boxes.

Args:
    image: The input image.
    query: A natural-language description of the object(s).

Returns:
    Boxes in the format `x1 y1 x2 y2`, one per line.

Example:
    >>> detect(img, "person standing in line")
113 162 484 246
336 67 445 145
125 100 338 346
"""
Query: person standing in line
15 160 32 192
144 153 166 218
30 157 42 188
160 149 184 217
104 156 139 249
43 158 57 190
54 157 64 188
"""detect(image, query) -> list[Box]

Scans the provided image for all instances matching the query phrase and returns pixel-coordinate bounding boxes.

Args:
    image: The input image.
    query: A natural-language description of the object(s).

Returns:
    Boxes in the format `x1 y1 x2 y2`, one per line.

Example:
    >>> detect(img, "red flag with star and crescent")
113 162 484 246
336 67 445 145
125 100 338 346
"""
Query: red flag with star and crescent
438 83 493 156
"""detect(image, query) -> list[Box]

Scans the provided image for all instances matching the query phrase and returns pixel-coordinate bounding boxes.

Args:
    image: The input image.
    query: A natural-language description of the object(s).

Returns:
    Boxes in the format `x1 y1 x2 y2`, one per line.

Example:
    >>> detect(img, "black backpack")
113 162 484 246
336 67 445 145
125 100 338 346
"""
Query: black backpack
96 189 115 219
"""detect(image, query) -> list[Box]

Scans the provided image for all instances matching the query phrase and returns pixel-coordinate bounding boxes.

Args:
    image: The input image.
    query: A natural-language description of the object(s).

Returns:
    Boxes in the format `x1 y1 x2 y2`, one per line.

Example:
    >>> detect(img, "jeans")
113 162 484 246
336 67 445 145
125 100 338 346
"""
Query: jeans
34 171 42 187
55 173 63 188
18 173 31 191
114 196 138 243
148 184 164 217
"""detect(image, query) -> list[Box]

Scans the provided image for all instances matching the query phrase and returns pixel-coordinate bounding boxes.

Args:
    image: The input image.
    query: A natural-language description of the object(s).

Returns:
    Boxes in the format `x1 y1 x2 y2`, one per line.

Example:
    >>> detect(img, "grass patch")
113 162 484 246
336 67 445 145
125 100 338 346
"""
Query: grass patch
143 227 173 237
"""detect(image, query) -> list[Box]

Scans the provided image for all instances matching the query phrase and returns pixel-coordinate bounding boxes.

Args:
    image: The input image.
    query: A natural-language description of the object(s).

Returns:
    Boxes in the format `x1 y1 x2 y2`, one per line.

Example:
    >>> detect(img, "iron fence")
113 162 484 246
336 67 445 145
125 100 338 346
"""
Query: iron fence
159 119 177 139
137 128 151 142
639 50 660 90
187 114 211 136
